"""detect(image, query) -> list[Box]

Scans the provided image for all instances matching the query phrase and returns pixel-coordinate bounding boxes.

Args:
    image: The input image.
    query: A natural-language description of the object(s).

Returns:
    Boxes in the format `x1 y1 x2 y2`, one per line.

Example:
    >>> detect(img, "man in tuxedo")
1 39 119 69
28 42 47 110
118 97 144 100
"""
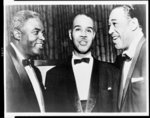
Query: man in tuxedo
6 10 45 112
45 12 120 112
109 5 147 112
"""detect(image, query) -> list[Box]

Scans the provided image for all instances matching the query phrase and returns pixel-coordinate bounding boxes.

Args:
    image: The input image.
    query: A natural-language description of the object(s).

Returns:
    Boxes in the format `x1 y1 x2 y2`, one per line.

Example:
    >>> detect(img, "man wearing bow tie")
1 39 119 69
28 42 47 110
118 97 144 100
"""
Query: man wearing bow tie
45 12 120 112
5 10 45 112
109 5 147 112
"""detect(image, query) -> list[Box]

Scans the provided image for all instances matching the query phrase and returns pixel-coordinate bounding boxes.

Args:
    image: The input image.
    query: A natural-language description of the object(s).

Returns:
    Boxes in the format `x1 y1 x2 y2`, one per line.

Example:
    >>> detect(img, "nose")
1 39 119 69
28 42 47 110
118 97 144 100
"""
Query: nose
39 32 45 41
109 25 114 35
81 30 87 37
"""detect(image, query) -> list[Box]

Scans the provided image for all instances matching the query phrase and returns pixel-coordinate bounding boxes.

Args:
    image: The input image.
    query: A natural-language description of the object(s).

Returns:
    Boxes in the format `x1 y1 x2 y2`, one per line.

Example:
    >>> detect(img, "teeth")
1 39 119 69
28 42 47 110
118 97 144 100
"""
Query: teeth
113 37 117 40
36 43 43 48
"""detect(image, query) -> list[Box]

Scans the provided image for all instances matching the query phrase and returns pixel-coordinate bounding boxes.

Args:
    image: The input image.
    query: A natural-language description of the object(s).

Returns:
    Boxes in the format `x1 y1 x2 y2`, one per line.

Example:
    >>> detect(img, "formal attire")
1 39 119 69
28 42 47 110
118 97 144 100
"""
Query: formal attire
45 53 120 112
6 43 45 112
114 34 147 112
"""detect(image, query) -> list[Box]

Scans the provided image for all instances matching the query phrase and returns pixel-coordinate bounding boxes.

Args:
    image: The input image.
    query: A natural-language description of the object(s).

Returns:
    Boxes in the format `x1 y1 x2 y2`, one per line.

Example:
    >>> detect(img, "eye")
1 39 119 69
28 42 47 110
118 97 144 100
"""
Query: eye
112 22 117 27
32 30 39 35
86 29 92 33
74 28 81 31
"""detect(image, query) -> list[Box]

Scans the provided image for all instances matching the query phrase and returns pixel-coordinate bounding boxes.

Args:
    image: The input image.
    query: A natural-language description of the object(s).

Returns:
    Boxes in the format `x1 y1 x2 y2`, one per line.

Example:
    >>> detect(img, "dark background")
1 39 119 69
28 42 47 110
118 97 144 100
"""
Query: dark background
5 5 146 65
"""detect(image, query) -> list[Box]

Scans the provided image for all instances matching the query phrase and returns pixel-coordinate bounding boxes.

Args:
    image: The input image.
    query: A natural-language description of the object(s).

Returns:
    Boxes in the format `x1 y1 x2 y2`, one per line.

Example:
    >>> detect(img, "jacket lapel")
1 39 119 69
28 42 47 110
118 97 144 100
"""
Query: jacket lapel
65 58 99 112
65 57 82 112
120 37 146 109
7 44 39 109
85 59 99 112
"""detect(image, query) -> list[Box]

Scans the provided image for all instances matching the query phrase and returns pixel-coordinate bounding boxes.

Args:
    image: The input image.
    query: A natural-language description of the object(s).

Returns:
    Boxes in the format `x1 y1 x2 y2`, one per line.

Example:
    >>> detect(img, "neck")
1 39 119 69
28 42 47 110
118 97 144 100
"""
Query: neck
124 28 143 51
12 41 30 59
73 51 91 58
129 28 143 47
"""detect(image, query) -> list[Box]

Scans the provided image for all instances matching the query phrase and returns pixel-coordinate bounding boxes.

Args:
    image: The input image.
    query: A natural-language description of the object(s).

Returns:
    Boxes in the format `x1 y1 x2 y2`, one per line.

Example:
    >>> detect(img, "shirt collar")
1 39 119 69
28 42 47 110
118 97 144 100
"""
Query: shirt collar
72 51 92 60
10 42 26 62
123 32 143 59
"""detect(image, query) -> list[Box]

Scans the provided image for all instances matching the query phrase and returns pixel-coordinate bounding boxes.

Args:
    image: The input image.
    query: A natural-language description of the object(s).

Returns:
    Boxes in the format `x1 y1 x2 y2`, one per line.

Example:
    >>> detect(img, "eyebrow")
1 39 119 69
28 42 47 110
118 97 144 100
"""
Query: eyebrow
32 28 44 33
73 25 94 30
110 19 117 22
33 28 41 31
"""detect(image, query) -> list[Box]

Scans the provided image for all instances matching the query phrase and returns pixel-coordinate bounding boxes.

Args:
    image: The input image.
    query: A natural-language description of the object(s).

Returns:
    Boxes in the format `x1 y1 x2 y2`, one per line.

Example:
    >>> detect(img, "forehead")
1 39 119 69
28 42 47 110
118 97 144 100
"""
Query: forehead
73 15 94 28
109 7 127 21
22 18 43 30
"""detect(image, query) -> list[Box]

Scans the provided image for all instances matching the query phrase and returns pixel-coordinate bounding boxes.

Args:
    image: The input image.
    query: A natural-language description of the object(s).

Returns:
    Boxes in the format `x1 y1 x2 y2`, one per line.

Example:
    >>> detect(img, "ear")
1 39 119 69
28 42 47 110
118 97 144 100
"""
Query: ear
130 18 139 31
93 32 96 39
68 29 72 41
13 29 22 41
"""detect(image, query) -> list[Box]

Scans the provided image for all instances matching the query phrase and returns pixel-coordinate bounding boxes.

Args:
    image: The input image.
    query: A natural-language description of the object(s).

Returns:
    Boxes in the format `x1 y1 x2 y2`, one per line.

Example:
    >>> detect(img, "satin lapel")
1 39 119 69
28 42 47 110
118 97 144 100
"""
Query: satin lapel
7 45 38 104
118 61 126 109
121 37 146 108
85 59 99 112
32 65 45 91
65 57 82 112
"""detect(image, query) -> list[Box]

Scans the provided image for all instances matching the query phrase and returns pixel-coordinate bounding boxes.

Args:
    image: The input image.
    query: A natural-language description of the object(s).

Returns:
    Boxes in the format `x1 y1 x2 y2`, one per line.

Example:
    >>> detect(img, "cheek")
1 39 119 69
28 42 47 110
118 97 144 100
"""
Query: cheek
31 35 38 41
87 35 94 43
72 32 79 39
28 35 38 46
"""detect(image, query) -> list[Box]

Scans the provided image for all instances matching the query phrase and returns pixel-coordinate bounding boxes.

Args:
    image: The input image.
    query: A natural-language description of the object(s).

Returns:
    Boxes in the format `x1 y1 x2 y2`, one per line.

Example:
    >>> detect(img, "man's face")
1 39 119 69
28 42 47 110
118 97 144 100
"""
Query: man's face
109 8 132 50
20 18 45 57
69 14 95 54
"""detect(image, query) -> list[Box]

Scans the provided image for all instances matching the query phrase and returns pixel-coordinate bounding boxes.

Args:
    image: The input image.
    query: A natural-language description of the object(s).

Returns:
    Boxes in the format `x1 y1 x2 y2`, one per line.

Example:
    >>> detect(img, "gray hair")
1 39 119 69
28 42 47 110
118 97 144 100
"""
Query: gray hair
11 10 41 32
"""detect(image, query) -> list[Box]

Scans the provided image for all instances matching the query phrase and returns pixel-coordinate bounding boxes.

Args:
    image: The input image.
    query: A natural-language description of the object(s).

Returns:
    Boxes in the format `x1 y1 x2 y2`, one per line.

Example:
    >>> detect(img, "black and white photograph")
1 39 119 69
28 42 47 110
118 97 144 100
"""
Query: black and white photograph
4 0 149 117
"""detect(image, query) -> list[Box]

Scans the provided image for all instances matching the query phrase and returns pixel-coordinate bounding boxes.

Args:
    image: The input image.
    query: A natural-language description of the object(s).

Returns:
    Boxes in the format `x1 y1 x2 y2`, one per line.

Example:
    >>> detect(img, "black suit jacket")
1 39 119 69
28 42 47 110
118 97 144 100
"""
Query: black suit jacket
6 44 44 112
45 56 120 112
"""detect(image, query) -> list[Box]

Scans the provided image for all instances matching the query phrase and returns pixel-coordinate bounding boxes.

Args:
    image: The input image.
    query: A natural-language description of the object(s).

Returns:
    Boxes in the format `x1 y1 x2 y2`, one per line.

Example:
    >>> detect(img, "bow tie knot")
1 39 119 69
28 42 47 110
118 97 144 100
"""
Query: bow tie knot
22 59 34 67
74 58 90 64
121 54 131 62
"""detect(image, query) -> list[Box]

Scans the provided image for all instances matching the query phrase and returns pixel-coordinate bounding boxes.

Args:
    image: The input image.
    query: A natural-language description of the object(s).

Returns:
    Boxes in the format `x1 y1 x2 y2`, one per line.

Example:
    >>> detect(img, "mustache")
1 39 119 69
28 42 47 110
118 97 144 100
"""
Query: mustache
80 37 87 40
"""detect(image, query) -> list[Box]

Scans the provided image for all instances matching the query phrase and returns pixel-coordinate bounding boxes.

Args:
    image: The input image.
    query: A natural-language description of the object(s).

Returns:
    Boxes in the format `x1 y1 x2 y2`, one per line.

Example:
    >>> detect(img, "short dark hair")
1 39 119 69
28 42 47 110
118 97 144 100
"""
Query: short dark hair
70 11 97 33
112 4 146 36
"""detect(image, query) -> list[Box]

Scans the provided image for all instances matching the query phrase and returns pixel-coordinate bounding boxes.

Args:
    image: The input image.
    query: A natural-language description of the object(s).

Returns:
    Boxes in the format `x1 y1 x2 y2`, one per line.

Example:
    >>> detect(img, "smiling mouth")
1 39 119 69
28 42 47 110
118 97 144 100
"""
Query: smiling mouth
36 43 44 48
112 36 118 40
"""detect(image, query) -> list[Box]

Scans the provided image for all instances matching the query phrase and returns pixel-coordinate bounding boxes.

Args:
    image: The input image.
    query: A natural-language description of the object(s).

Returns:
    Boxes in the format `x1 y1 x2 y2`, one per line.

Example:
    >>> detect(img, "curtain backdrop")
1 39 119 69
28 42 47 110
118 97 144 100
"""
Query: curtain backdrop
5 5 122 64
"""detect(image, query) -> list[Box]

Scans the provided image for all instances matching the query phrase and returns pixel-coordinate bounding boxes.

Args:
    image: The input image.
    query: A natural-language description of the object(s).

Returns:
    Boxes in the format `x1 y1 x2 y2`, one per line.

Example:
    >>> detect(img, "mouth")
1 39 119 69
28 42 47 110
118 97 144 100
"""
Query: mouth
36 43 44 49
112 36 118 41
79 40 88 46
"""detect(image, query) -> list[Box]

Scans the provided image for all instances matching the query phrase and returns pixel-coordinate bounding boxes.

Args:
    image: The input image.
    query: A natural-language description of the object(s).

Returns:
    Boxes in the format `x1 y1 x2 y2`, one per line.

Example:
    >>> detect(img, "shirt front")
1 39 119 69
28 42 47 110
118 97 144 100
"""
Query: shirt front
72 52 93 100
10 42 45 112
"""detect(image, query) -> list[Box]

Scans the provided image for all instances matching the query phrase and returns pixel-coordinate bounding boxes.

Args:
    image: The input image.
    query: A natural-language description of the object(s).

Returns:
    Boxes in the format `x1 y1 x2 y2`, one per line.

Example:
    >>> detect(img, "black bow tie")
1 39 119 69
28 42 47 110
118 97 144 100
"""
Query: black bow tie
22 59 34 67
74 58 90 64
121 54 131 62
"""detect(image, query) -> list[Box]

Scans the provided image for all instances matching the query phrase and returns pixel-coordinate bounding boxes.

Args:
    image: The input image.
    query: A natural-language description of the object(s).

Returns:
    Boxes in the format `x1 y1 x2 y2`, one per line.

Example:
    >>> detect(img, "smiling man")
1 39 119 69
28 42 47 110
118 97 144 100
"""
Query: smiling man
6 10 45 112
45 13 120 112
109 5 147 112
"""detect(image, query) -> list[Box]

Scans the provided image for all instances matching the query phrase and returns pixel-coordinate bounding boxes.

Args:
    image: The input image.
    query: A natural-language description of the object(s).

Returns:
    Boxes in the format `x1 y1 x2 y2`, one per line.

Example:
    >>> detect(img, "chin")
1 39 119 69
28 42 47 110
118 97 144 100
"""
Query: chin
79 49 90 54
115 45 121 50
34 50 42 55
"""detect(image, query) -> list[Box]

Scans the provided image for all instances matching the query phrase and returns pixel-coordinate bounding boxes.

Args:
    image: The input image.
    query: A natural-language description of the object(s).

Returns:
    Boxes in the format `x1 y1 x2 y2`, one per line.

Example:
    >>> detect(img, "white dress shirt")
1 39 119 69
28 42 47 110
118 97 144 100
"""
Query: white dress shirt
10 42 45 112
122 32 143 89
72 52 93 100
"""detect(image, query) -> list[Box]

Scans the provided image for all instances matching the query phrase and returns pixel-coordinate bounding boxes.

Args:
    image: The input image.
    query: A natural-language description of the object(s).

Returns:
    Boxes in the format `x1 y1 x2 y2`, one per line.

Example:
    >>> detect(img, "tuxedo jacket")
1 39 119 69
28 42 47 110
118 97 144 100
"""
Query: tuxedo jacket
114 37 147 112
6 44 44 112
45 56 120 112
